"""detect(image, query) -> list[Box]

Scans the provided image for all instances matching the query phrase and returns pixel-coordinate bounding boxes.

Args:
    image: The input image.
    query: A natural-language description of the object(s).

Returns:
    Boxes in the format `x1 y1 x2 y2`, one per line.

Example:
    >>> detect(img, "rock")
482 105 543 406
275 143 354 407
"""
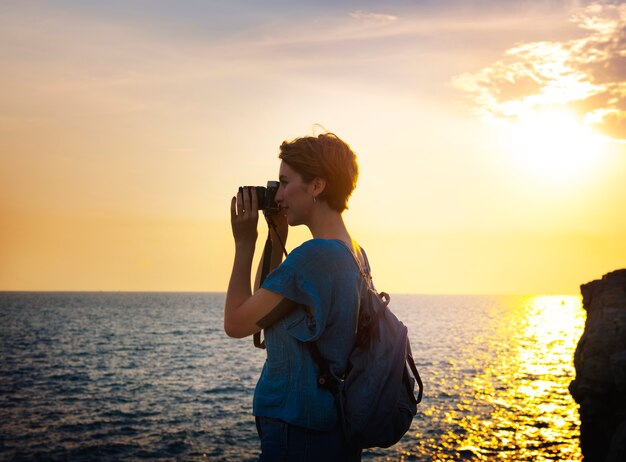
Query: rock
610 350 626 391
570 269 626 461
605 420 626 462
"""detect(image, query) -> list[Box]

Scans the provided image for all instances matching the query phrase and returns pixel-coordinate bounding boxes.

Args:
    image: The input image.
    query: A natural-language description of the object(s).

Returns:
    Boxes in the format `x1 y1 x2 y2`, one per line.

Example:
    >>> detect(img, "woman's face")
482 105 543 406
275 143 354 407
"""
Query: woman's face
275 161 314 226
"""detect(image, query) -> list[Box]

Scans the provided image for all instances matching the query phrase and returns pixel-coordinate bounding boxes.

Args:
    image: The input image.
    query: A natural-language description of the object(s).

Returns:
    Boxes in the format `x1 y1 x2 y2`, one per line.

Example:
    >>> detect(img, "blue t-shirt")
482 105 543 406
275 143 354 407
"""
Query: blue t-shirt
254 239 362 430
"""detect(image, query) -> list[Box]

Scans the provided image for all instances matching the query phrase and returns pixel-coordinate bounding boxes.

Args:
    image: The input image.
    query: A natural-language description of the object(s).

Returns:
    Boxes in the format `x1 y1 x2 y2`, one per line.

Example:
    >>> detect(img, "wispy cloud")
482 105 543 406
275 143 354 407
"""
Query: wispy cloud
349 10 398 23
248 9 401 50
453 1 626 140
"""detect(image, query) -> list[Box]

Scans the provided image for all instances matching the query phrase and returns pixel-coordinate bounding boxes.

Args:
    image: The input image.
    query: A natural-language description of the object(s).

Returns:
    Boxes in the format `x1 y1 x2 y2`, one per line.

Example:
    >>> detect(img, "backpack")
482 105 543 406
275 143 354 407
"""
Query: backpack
307 245 424 449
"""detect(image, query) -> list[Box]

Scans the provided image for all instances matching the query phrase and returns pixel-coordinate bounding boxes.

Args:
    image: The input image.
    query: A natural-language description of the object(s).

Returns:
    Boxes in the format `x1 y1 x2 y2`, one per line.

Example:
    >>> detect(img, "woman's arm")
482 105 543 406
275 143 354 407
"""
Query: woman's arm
224 187 291 338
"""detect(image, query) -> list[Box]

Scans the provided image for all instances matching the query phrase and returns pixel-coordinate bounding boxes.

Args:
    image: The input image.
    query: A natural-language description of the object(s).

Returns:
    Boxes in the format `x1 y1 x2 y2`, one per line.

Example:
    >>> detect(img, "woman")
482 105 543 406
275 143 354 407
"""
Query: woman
224 132 365 461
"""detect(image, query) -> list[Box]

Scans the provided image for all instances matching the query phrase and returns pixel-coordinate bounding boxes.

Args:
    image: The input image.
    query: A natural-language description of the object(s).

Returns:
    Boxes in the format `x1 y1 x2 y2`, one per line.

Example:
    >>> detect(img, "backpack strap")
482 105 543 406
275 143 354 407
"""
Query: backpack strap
358 247 377 292
407 353 424 404
306 341 350 440
336 241 375 289
306 342 338 392
307 241 372 390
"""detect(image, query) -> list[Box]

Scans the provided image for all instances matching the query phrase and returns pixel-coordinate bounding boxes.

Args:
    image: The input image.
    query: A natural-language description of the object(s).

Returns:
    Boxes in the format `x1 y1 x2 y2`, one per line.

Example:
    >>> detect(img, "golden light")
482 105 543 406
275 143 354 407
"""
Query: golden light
506 109 607 183
418 295 586 460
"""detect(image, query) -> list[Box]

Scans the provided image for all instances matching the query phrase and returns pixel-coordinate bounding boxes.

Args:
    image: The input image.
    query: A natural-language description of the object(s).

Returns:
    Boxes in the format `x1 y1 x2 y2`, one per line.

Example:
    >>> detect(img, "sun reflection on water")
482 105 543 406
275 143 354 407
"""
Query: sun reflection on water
405 295 585 461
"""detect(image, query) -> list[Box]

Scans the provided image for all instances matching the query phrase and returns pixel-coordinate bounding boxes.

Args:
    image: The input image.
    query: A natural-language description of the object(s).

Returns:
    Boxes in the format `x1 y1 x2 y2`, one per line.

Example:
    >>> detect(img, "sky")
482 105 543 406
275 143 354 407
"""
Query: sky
1 0 625 294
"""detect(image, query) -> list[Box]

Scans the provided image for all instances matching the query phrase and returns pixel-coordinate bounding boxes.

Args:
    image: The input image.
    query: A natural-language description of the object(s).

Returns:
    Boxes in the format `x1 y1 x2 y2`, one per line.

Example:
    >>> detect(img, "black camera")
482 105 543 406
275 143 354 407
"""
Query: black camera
239 181 280 214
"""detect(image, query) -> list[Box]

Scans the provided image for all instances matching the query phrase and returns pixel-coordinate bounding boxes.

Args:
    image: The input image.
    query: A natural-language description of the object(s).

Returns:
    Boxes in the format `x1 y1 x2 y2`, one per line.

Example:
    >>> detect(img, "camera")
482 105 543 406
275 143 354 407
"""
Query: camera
239 181 280 214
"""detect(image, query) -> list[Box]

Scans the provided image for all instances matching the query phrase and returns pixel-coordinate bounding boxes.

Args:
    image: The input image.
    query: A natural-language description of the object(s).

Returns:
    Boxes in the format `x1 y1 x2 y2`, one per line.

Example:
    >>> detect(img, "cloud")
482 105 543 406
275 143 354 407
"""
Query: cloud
248 9 401 51
453 1 626 141
349 10 398 23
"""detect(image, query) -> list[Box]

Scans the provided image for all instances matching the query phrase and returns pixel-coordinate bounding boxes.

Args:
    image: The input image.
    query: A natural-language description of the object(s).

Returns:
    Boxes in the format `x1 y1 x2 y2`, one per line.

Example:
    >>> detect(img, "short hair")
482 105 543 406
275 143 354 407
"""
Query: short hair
278 133 359 212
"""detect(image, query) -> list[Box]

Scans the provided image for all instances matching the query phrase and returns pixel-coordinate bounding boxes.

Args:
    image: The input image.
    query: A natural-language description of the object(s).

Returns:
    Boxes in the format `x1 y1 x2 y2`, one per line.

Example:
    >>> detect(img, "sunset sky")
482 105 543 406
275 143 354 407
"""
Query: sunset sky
1 0 625 294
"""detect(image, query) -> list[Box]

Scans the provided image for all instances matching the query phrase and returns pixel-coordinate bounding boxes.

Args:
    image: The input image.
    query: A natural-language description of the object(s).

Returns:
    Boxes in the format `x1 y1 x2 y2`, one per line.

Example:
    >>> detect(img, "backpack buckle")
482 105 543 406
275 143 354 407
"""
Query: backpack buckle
317 373 337 391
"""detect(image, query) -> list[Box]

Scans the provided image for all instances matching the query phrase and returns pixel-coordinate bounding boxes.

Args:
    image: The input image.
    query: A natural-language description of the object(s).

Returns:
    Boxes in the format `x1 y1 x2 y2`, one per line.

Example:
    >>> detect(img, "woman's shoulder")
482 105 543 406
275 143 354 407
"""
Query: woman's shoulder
292 238 348 257
284 239 354 268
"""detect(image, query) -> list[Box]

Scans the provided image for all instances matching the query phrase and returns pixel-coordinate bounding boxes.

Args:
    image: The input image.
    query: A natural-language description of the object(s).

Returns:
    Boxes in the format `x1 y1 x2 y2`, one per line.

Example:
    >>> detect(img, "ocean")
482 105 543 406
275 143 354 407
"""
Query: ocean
0 292 584 461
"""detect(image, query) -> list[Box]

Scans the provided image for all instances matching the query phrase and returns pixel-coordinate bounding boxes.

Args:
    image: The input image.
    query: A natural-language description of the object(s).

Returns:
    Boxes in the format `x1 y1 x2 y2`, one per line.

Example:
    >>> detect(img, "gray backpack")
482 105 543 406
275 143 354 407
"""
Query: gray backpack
307 245 423 448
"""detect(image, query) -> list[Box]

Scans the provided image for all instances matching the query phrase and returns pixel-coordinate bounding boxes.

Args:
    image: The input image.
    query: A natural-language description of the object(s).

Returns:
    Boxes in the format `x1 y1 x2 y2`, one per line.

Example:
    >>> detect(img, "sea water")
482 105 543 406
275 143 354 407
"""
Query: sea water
0 292 584 461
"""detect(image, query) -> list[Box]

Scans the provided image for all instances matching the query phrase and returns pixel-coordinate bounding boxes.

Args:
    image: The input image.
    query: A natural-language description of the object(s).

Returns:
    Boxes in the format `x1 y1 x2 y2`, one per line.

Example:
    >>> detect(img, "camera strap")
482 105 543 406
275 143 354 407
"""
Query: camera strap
253 213 289 349
253 228 271 349
264 212 288 258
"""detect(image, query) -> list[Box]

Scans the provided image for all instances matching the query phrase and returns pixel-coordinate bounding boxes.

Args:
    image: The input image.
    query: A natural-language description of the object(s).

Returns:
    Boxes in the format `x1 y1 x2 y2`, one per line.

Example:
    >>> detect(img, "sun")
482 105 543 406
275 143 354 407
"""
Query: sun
505 109 607 183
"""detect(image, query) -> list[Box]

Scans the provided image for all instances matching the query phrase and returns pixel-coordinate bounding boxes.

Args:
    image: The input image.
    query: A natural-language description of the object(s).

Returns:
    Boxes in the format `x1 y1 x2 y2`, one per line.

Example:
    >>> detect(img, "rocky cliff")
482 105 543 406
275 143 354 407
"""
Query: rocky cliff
570 269 626 462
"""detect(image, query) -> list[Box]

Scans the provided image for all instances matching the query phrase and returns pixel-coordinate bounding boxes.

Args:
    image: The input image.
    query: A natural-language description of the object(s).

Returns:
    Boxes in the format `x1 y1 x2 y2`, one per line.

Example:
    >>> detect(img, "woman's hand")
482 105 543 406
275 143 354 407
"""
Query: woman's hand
230 187 259 247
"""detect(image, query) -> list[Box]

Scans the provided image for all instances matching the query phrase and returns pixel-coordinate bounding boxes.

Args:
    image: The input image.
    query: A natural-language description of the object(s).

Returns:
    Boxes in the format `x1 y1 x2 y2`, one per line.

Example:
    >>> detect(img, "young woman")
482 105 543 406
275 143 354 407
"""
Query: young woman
225 133 365 461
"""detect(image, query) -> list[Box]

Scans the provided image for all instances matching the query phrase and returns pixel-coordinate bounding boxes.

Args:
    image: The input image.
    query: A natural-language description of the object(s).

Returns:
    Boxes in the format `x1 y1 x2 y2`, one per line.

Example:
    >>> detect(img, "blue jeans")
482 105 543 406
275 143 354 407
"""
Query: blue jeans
255 416 362 462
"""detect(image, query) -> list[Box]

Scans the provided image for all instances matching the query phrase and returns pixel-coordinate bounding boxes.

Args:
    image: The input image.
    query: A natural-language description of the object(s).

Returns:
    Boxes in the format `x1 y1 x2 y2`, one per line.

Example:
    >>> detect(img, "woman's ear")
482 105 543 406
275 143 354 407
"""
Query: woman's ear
311 177 326 198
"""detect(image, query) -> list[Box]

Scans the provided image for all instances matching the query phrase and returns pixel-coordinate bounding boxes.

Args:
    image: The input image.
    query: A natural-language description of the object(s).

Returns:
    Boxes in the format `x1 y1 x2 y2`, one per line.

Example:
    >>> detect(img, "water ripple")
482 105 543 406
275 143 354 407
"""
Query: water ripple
0 292 584 461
